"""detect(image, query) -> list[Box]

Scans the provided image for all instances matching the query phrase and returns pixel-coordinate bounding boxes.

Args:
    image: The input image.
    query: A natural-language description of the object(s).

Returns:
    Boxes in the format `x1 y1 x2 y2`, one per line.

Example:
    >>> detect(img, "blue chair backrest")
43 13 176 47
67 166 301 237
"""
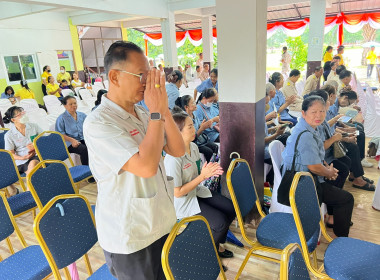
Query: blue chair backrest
0 150 20 189
288 246 311 280
38 196 98 269
35 134 69 162
0 194 15 242
168 219 221 279
30 162 76 207
230 160 257 217
0 130 7 150
293 175 321 241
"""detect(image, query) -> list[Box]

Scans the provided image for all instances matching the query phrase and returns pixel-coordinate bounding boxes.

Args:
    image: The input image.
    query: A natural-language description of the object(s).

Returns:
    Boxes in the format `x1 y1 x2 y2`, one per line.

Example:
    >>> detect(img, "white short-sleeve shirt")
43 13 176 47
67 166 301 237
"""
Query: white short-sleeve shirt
164 142 211 219
4 123 43 165
83 95 177 254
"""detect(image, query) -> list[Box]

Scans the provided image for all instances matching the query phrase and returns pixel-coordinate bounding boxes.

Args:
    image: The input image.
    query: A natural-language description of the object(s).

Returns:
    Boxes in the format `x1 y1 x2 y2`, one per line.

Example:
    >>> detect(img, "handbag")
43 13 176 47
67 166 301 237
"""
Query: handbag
333 141 347 159
195 133 209 147
199 105 220 133
277 130 308 206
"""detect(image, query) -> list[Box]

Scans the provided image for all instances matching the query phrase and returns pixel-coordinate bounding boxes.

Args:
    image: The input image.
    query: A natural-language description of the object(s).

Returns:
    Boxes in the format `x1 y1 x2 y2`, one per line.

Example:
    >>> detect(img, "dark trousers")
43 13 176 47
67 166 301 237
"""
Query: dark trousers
264 158 274 186
343 123 365 160
197 192 236 248
326 156 351 189
198 142 219 162
342 142 364 178
104 234 168 280
319 182 354 237
67 140 89 165
41 84 47 96
367 64 374 78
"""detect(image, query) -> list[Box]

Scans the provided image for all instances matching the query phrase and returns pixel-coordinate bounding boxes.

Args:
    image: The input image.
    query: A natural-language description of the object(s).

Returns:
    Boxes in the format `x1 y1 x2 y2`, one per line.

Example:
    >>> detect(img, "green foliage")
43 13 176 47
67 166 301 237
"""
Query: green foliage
285 36 308 71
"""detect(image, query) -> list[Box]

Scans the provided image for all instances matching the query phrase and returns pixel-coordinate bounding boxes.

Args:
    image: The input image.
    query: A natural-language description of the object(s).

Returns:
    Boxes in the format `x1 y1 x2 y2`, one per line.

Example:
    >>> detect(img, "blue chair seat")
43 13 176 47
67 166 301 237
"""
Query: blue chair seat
88 264 116 279
69 165 92 182
256 212 319 252
7 192 36 216
0 245 51 280
324 237 380 280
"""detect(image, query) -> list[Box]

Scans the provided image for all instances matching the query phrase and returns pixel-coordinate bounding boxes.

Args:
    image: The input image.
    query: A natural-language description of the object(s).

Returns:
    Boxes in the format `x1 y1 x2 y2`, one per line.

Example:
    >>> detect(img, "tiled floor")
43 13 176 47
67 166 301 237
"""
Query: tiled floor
1 151 379 279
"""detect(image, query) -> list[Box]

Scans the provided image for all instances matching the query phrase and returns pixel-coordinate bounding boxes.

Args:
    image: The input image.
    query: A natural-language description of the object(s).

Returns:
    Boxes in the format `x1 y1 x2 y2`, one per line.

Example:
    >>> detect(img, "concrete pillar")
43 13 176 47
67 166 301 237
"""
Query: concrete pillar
202 15 214 70
216 0 267 209
161 10 178 76
306 0 326 78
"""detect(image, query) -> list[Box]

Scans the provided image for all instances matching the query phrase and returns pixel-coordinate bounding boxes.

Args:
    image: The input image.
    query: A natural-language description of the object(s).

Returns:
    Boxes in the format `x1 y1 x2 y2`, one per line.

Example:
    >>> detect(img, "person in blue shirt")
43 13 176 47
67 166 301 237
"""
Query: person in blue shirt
55 96 90 170
1 86 16 104
175 95 218 162
267 72 298 125
194 88 220 143
194 68 218 100
165 70 182 110
282 95 354 237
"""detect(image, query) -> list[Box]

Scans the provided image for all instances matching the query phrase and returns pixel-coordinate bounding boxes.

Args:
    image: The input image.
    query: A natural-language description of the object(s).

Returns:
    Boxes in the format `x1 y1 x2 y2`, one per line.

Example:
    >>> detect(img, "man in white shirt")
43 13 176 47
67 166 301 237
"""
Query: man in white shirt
196 52 203 71
83 41 185 280
281 47 292 75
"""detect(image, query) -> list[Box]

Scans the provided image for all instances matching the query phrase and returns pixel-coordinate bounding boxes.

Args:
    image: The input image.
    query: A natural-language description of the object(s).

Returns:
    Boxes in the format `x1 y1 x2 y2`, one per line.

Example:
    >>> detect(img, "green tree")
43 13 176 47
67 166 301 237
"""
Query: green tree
285 36 308 71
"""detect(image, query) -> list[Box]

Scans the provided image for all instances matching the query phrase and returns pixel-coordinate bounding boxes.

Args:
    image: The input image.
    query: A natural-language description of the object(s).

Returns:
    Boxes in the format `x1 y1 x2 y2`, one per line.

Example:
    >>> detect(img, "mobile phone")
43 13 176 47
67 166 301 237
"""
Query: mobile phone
338 116 352 123
281 123 289 128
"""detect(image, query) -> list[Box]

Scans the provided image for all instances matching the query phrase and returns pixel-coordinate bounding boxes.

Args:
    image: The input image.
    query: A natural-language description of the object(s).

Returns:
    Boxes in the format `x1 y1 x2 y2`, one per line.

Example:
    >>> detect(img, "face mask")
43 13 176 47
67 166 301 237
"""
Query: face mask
60 70 65 74
47 69 51 73
19 115 29 124
204 102 213 108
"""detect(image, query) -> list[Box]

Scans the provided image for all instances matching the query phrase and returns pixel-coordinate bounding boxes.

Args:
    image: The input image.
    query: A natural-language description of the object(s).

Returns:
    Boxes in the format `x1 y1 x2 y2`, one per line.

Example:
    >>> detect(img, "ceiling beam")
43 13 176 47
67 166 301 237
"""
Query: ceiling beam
293 4 302 19
169 0 215 11
0 2 57 20
175 24 185 31
122 17 161 28
70 12 130 25
11 0 168 18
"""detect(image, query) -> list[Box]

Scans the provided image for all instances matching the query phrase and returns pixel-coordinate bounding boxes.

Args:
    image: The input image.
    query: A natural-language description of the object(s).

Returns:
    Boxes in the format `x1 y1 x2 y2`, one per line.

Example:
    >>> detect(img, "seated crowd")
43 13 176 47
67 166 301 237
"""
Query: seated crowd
0 40 378 279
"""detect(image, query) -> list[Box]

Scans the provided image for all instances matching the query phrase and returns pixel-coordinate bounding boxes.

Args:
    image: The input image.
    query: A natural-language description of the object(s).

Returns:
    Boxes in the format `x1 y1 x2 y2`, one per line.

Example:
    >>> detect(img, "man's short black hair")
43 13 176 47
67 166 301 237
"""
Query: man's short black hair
336 65 346 75
339 69 352 80
333 55 341 60
314 66 322 72
104 41 144 75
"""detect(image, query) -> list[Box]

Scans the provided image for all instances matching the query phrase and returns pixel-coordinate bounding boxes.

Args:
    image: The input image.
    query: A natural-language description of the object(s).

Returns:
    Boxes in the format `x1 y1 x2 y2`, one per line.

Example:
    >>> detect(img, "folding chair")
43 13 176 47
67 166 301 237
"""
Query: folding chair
33 194 116 280
0 128 9 149
0 149 37 218
161 215 226 280
20 99 41 114
289 172 380 279
33 131 93 186
0 99 12 116
280 243 311 280
226 158 320 279
61 89 74 97
0 192 51 280
27 160 78 209
43 95 64 115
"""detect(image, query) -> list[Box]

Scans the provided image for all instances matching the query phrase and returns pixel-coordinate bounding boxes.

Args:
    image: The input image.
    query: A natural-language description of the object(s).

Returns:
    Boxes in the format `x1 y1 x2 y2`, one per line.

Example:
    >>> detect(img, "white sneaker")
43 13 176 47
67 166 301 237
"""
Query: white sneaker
361 159 373 168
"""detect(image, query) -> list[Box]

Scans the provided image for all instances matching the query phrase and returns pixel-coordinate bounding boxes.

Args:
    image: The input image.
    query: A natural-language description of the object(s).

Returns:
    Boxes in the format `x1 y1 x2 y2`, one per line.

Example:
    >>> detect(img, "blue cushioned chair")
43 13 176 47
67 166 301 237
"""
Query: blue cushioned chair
162 215 226 280
33 194 115 280
280 243 311 280
33 131 93 185
226 159 320 279
27 160 78 209
0 128 9 149
289 172 380 279
0 149 37 218
0 192 51 280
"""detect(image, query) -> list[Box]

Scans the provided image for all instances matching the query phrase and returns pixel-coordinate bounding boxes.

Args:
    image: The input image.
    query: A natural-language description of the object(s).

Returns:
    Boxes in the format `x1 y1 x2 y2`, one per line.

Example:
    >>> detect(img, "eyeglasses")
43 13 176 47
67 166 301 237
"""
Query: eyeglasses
113 69 148 84
13 110 25 119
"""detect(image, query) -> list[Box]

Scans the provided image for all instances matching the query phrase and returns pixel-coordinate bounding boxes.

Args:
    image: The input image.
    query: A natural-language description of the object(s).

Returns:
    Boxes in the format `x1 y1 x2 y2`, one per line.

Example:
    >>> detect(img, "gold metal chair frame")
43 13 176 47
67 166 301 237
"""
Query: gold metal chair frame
33 131 93 187
27 160 79 210
0 149 37 218
289 172 333 279
33 194 96 280
0 192 51 279
280 243 311 280
161 215 227 280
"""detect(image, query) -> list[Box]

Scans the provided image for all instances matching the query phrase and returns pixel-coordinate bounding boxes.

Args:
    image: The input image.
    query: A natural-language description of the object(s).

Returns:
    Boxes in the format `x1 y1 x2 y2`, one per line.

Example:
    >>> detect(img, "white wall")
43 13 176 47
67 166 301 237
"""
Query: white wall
0 11 73 80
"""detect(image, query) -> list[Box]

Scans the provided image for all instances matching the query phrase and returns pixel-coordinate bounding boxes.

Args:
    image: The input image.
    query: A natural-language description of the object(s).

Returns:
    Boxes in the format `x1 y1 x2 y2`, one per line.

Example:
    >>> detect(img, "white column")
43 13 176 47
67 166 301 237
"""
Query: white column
217 0 267 103
202 15 214 66
307 0 326 62
161 11 178 68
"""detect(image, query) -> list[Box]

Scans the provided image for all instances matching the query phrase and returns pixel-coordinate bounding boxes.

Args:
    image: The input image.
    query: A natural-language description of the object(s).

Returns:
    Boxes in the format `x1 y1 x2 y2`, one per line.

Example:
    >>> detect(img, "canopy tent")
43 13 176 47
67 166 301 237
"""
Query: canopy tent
143 12 380 47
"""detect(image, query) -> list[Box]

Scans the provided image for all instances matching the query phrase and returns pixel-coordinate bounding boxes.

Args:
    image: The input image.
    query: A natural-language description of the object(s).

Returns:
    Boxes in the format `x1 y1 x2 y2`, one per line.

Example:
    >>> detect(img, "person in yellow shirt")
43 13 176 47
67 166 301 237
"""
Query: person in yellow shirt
14 80 35 100
46 76 62 100
41 65 52 96
366 46 378 79
323 46 333 63
57 66 71 83
336 45 345 65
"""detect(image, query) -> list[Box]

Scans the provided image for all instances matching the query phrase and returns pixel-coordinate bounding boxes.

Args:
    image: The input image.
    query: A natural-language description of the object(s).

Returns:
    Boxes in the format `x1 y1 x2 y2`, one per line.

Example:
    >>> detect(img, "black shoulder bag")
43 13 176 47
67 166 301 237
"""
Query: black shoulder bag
277 130 308 206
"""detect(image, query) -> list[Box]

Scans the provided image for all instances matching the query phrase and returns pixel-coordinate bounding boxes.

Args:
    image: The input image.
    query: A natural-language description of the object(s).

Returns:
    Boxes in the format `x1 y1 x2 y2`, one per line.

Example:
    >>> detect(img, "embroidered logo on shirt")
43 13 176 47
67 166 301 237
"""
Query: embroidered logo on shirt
183 163 192 170
129 129 140 136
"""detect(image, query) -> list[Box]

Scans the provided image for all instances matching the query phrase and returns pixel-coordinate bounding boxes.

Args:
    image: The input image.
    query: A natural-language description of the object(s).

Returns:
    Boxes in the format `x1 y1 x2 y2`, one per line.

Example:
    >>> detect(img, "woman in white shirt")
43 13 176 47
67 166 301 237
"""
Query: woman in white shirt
71 72 84 88
164 112 236 262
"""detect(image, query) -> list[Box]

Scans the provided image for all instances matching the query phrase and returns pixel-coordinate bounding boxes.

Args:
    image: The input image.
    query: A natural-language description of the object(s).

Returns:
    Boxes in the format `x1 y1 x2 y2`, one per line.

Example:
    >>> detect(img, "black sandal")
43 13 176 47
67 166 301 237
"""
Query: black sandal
349 176 374 184
352 182 376 191
326 221 353 228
